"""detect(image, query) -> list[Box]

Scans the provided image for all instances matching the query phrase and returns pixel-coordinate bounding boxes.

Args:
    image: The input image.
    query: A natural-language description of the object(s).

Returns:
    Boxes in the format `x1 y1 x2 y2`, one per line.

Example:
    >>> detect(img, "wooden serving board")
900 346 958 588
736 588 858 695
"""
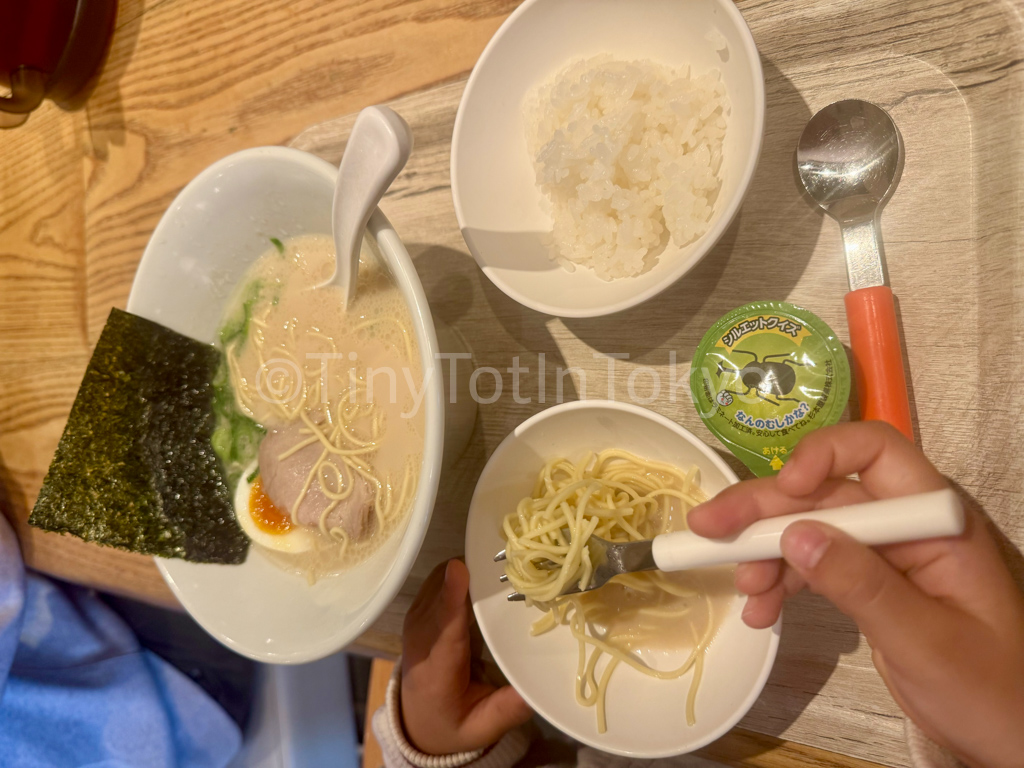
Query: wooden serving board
292 0 1024 765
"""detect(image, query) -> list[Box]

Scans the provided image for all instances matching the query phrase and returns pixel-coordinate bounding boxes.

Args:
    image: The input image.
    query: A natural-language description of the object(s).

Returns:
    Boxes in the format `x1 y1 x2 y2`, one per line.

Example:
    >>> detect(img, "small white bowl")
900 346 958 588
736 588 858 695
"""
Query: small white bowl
465 401 779 756
451 0 764 318
128 147 445 663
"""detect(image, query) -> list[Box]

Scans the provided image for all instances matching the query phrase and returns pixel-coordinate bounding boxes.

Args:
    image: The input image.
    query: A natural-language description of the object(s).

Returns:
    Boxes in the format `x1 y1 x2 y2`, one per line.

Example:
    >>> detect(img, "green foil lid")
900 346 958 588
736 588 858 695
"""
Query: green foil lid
690 302 851 477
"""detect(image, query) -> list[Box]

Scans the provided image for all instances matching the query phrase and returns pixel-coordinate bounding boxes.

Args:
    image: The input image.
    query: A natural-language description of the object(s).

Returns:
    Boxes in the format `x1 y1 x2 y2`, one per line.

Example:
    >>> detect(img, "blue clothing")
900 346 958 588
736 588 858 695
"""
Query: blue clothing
0 515 241 768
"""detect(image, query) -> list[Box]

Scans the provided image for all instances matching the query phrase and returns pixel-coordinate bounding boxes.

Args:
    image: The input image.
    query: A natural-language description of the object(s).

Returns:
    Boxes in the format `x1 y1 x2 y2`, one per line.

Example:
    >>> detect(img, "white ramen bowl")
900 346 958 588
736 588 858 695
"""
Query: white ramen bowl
128 147 445 663
465 401 779 756
451 0 765 318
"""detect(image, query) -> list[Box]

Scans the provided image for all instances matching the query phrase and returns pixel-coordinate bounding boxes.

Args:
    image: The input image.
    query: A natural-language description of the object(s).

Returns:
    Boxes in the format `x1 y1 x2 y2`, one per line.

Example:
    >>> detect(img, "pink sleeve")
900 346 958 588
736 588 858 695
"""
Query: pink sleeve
370 663 532 768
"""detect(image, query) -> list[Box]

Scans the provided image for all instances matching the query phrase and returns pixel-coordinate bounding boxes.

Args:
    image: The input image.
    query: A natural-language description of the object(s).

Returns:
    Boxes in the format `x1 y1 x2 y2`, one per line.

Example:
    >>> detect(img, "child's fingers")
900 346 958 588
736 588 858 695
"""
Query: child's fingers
461 685 533 752
778 421 947 499
687 477 778 538
688 477 871 539
739 565 805 628
426 560 473 675
741 585 785 628
403 561 451 662
735 560 781 596
404 560 474 690
780 521 950 646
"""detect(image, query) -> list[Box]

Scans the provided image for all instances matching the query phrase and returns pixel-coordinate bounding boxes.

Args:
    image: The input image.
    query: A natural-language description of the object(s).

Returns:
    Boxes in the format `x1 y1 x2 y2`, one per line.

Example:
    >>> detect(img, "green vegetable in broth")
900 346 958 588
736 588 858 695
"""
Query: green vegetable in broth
210 276 267 490
219 280 262 349
211 357 264 490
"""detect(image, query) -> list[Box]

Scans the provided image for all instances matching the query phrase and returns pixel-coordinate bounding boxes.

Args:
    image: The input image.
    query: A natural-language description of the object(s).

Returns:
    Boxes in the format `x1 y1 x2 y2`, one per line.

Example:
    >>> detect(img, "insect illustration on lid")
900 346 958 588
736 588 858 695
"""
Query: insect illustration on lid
715 349 805 407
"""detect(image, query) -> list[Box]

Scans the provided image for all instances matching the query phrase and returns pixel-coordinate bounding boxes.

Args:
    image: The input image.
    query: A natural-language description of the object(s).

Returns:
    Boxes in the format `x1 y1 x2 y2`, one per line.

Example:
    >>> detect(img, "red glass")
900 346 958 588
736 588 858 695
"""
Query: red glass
0 0 117 128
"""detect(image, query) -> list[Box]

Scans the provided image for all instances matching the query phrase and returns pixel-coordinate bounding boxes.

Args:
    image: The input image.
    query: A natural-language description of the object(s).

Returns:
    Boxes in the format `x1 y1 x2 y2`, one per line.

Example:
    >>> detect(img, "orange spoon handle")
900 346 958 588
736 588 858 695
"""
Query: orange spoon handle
844 286 914 441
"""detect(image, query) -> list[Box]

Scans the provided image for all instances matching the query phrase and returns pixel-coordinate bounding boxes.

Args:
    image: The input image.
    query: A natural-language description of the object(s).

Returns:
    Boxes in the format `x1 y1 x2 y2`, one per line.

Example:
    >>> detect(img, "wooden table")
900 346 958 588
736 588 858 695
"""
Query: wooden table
4 1 1022 766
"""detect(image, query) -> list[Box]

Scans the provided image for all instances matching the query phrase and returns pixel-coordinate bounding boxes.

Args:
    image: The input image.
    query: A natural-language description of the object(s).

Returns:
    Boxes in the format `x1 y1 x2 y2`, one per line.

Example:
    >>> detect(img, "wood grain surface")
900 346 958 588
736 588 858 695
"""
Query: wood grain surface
1 0 1022 766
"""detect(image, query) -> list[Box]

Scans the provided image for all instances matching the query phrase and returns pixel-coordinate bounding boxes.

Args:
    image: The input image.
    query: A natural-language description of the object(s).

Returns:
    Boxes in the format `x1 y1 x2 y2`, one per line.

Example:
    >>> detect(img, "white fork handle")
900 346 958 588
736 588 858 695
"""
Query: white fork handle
650 488 964 572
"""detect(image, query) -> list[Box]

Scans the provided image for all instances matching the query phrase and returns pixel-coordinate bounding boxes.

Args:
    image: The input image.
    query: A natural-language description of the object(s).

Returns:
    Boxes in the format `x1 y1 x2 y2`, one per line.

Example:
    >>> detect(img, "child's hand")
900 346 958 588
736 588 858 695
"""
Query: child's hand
688 421 1024 768
400 559 533 755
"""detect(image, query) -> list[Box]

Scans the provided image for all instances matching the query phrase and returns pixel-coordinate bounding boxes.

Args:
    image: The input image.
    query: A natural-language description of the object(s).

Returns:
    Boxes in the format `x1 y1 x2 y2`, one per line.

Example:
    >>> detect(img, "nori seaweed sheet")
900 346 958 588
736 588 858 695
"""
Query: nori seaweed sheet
29 308 249 564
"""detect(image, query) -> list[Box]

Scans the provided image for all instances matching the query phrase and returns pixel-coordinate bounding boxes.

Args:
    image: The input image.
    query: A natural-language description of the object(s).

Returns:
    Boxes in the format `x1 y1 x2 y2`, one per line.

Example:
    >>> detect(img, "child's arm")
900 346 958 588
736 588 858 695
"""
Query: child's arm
383 559 533 760
688 421 1024 768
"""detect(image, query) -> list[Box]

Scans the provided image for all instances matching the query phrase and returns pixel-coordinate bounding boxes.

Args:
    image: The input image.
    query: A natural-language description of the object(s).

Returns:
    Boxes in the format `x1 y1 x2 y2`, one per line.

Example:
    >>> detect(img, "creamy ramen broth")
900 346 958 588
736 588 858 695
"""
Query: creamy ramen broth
220 233 424 581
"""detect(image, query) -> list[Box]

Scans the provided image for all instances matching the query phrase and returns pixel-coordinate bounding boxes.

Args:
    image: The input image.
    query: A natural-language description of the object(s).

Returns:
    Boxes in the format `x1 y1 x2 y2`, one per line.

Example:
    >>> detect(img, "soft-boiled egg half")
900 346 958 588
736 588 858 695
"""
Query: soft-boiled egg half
234 462 315 553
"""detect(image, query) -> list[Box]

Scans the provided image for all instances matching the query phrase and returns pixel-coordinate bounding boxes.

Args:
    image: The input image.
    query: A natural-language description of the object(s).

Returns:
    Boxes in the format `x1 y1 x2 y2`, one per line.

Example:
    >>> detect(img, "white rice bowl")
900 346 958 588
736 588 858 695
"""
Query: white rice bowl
450 0 765 318
526 56 729 281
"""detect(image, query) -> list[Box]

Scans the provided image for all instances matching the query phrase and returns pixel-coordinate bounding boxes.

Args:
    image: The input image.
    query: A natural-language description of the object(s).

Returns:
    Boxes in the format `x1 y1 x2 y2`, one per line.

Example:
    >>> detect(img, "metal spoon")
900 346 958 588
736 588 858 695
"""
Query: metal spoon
797 100 913 440
318 105 413 307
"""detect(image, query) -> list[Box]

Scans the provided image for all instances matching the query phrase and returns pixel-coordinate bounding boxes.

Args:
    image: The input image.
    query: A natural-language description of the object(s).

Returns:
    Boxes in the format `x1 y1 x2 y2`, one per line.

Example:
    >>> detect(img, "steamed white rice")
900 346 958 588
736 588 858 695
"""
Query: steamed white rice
526 56 728 281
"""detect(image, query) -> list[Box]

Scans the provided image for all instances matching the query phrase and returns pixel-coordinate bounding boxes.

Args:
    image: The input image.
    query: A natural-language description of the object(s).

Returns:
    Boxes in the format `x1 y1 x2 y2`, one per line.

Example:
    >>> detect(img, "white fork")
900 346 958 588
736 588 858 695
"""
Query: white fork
497 488 965 601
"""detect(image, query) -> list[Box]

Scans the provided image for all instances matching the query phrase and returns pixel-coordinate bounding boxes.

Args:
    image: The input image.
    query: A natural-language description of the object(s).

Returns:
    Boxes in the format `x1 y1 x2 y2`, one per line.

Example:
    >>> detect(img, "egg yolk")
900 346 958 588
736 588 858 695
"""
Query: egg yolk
249 477 293 534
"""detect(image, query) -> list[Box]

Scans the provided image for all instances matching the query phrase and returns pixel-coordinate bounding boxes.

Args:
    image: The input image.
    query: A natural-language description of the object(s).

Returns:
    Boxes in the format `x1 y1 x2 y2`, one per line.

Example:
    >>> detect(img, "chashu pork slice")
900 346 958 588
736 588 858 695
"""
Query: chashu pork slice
258 422 374 540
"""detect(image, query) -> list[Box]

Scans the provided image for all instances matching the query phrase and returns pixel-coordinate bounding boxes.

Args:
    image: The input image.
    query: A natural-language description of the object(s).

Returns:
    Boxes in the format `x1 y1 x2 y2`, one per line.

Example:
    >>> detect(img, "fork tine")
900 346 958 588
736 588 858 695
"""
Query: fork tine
493 549 506 562
506 592 526 602
499 573 509 583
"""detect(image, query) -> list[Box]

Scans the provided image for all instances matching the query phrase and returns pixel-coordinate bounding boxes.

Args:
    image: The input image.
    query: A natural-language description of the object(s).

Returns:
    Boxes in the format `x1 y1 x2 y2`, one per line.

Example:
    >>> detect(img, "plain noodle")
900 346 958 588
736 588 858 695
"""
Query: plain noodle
502 450 717 732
